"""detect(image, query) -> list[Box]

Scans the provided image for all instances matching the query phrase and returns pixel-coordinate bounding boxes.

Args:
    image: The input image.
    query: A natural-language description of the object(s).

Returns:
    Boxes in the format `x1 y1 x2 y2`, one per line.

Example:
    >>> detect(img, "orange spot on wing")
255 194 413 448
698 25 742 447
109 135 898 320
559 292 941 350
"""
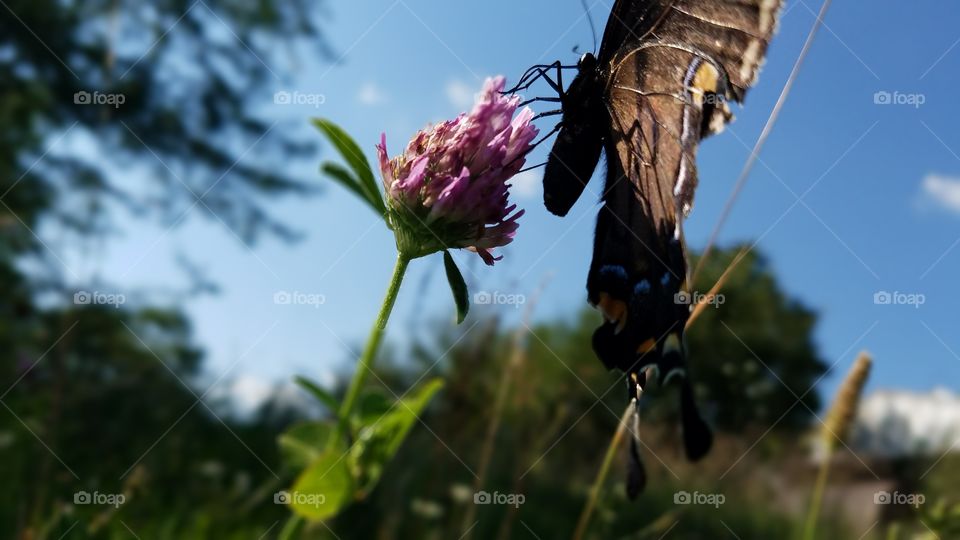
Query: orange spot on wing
597 292 629 334
637 338 657 354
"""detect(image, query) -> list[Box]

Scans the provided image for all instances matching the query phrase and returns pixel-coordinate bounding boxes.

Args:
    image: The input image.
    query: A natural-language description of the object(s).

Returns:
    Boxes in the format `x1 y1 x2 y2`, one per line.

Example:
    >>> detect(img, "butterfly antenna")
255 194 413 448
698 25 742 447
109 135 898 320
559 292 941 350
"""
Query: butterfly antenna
581 0 598 54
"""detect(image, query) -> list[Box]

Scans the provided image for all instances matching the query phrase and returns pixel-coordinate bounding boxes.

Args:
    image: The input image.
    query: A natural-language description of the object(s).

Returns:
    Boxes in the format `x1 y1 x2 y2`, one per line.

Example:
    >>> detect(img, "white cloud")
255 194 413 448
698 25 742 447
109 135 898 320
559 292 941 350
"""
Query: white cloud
510 169 542 200
921 173 960 214
357 82 387 106
206 373 333 420
445 79 475 110
856 387 960 457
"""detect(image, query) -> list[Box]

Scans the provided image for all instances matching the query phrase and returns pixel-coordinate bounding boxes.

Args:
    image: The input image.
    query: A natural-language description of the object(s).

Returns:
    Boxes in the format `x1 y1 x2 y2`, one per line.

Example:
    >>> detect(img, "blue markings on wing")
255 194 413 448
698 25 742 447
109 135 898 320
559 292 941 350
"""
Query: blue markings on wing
634 279 651 296
599 264 628 282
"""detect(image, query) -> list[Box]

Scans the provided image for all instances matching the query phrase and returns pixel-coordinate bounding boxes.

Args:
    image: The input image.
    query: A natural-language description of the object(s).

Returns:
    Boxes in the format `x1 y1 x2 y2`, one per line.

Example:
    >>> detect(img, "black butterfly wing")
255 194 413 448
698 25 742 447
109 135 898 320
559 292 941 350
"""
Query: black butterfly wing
589 0 783 461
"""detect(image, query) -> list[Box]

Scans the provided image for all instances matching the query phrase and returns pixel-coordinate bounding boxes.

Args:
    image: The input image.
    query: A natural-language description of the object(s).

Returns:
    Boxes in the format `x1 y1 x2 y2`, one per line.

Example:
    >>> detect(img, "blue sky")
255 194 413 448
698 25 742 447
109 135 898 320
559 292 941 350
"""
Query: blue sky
67 0 960 405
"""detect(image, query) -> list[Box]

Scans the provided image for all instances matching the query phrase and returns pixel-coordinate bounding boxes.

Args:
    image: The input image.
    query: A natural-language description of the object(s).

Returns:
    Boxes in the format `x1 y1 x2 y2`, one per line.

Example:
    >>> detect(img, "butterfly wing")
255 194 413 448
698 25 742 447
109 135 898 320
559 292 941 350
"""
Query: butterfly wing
596 0 674 64
600 0 781 91
541 0 672 217
589 0 783 461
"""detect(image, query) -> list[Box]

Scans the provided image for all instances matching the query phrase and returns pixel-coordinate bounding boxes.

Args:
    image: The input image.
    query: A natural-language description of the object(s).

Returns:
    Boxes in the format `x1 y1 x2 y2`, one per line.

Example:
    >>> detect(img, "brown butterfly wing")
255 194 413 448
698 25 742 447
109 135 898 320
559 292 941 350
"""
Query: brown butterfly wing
596 0 675 63
588 0 783 462
540 0 677 218
599 0 781 94
590 0 782 371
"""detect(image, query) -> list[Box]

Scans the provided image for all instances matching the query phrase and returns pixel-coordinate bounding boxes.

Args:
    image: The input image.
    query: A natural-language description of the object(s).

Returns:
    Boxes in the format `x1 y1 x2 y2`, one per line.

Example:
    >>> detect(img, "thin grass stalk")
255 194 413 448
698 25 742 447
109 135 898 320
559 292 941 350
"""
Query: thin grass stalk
573 399 636 540
802 459 832 540
801 351 872 540
496 404 571 540
686 246 750 330
460 278 548 538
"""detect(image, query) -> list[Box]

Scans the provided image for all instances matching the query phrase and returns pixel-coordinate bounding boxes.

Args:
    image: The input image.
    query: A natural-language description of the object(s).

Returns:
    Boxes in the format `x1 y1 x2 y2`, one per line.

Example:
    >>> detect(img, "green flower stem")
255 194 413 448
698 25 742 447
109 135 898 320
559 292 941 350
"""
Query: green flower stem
801 448 833 540
328 254 410 450
278 515 303 540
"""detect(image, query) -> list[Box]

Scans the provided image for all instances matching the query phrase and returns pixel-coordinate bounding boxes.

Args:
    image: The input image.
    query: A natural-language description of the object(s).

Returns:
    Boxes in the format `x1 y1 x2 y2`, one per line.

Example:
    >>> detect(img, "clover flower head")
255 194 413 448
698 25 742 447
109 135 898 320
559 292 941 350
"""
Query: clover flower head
376 76 538 264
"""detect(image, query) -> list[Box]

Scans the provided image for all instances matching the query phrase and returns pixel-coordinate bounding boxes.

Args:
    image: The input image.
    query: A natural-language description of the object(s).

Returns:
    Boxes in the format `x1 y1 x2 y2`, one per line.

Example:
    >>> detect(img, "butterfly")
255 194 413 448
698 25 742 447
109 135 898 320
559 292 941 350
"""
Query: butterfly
510 0 782 496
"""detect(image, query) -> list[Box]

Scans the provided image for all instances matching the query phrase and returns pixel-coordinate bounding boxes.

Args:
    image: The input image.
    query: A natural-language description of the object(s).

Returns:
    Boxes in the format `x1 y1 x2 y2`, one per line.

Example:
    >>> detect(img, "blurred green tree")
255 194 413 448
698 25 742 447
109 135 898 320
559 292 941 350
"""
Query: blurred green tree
0 1 329 537
684 247 827 432
1 0 330 251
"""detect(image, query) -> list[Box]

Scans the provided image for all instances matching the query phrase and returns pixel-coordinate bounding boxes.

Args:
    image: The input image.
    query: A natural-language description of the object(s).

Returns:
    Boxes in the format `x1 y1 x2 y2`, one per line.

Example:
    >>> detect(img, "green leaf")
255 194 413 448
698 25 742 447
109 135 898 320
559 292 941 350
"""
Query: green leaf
312 118 386 216
278 421 335 470
443 251 469 324
353 390 393 427
320 163 382 216
294 376 340 414
350 379 443 496
287 451 353 521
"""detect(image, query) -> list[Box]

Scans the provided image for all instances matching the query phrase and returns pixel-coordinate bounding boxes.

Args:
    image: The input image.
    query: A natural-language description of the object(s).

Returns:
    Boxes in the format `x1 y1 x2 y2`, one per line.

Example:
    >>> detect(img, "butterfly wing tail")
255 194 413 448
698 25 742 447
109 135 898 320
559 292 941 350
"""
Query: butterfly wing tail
660 334 712 461
625 372 647 499
627 423 647 499
675 360 713 462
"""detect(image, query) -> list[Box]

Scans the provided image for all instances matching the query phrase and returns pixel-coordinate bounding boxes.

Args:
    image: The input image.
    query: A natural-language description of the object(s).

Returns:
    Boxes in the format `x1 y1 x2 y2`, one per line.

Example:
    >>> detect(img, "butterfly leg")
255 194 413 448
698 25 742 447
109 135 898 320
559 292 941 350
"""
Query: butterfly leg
506 121 565 173
504 60 570 97
503 65 551 95
532 109 563 121
506 63 556 93
505 61 569 94
519 96 562 108
504 64 553 94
